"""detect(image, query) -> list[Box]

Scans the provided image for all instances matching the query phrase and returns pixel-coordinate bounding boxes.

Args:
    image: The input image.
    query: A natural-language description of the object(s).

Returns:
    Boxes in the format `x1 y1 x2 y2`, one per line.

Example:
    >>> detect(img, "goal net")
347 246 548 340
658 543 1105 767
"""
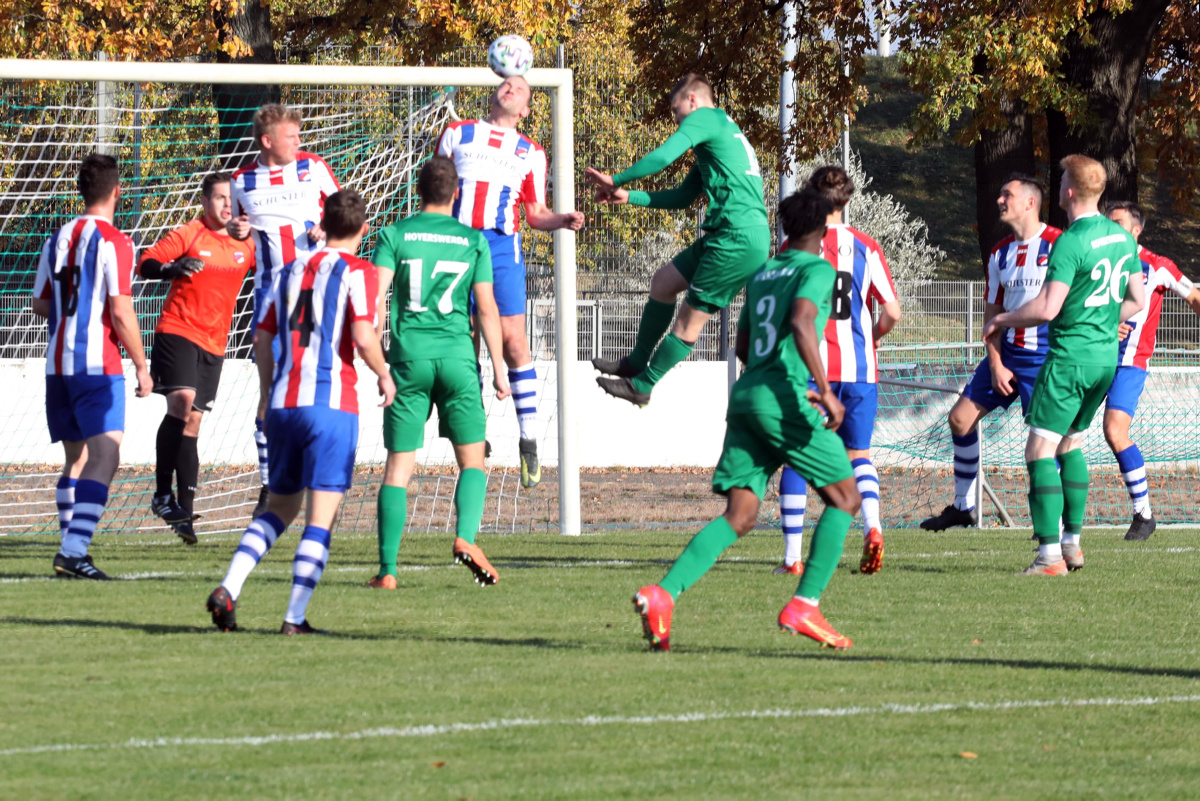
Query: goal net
0 60 580 538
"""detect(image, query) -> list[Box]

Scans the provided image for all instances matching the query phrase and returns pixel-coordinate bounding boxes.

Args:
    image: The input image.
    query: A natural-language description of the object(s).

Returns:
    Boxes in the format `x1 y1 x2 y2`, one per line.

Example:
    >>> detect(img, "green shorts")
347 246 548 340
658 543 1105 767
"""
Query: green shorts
672 225 771 315
383 358 486 452
712 409 854 500
1025 358 1116 438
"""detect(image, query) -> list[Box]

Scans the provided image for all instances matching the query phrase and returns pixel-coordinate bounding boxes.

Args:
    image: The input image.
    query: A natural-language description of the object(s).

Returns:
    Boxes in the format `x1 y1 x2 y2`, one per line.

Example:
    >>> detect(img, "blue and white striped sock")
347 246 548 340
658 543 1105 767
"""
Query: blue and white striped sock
60 479 107 558
1115 444 1151 517
779 467 807 566
55 475 76 538
853 458 881 534
254 418 269 487
508 363 539 440
952 430 979 511
285 526 331 625
222 512 285 600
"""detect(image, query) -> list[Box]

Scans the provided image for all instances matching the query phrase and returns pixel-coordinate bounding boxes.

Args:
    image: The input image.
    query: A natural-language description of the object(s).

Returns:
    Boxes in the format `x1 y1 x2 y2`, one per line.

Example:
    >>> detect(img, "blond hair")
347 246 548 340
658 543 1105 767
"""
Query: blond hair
251 103 303 148
1060 154 1106 201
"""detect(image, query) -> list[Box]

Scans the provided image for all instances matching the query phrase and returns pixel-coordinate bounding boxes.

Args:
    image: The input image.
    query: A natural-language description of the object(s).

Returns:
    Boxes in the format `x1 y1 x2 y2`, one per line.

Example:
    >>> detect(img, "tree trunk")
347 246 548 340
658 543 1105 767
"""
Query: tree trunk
973 71 1036 266
1046 0 1169 230
212 0 279 170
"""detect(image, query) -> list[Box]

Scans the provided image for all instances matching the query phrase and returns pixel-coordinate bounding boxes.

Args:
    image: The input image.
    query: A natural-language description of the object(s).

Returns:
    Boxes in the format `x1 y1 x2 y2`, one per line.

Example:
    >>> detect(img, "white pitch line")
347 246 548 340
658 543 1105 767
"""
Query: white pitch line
3 694 1199 757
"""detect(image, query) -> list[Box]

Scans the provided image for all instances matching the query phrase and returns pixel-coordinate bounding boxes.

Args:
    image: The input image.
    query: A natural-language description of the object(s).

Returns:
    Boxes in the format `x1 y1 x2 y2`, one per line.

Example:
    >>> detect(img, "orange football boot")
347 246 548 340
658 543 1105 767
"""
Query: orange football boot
860 528 884 574
632 584 674 651
453 538 499 586
368 574 397 589
772 562 804 576
778 597 853 649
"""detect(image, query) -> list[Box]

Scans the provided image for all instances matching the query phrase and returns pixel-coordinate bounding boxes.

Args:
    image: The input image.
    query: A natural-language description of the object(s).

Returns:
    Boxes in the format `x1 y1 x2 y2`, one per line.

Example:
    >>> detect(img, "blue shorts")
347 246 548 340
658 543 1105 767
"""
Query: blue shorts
265 406 358 495
474 229 526 318
1105 365 1148 417
807 380 878 451
45 374 125 443
961 348 1043 415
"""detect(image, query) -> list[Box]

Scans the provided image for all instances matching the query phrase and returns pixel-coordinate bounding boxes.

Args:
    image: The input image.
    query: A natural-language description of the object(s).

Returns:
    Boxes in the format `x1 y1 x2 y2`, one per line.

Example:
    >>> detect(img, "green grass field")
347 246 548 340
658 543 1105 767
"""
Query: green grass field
3 525 1200 798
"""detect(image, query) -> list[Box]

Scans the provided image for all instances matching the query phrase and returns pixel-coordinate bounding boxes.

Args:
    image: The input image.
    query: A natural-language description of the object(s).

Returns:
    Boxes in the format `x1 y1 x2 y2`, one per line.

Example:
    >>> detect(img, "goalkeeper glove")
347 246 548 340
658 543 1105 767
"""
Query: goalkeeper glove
158 257 205 280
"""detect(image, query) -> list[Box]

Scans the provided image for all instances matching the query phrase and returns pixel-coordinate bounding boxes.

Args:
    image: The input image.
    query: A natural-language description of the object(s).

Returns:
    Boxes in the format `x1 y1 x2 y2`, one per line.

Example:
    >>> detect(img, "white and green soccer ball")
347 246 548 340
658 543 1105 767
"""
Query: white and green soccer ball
488 35 534 78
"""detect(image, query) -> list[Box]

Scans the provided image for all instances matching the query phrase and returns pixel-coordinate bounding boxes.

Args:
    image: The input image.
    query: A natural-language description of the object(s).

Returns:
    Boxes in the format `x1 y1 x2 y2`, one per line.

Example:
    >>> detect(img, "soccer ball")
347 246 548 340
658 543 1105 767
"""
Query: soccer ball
488 35 534 78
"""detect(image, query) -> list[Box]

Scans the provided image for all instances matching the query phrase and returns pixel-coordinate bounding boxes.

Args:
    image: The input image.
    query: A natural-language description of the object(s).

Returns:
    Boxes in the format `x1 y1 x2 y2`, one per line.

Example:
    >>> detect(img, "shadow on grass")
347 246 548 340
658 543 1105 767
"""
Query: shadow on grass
0 616 213 635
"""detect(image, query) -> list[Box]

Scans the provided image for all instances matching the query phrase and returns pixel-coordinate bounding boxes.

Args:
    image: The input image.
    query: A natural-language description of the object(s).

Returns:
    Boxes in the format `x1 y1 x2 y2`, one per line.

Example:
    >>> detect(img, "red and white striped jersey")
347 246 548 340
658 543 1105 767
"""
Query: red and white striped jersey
1118 246 1194 369
436 120 547 235
231 152 340 295
33 215 135 376
984 224 1060 354
257 248 378 414
818 224 898 383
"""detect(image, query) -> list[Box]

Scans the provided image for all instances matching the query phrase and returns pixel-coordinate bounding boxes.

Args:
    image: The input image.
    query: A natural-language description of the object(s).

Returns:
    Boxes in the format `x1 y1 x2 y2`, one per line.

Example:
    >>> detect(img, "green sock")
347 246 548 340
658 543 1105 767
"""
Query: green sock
627 298 676 372
377 484 407 578
454 468 488 545
1027 458 1063 545
631 333 695 395
659 516 739 600
1058 448 1089 536
795 507 853 601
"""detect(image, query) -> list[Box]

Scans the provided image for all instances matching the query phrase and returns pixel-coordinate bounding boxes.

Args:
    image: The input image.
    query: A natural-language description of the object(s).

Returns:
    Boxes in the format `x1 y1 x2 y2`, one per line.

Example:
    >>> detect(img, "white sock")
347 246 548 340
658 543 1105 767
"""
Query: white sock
795 595 819 607
1039 542 1063 560
1060 532 1080 546
951 431 980 511
55 476 76 538
60 480 107 558
222 513 284 600
779 468 807 566
254 418 269 486
285 526 331 625
853 458 881 534
508 363 539 440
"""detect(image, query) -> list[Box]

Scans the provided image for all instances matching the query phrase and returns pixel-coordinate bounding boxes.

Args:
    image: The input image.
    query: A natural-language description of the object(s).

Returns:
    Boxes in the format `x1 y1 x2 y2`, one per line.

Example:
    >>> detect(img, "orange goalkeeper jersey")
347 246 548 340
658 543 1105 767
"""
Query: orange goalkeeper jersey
139 218 255 355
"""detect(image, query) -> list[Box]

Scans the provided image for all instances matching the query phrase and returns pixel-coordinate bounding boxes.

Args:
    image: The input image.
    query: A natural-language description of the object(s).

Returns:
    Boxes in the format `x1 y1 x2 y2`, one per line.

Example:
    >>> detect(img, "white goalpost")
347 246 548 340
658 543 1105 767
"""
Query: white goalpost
0 58 581 537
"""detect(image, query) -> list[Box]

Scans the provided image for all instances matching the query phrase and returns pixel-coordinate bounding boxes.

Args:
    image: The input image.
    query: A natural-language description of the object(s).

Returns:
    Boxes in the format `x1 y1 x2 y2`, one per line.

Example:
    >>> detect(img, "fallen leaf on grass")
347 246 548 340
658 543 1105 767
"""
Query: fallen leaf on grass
959 752 978 759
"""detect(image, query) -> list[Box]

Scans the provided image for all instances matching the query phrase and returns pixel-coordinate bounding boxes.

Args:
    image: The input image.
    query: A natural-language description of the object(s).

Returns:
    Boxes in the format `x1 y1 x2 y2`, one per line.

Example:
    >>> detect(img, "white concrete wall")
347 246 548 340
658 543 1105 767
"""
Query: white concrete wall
2 358 734 468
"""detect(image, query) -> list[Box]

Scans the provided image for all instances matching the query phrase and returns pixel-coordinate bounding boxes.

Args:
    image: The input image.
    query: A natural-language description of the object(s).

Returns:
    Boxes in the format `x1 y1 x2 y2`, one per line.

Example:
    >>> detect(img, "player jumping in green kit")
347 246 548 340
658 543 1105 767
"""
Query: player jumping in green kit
369 157 511 589
586 73 770 406
632 189 862 651
983 155 1144 576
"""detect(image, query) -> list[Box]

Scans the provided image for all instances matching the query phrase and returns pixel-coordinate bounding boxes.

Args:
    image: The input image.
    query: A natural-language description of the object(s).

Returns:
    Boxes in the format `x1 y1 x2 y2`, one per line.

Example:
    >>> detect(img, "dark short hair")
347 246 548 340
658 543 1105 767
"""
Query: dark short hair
1006 172 1044 206
417 156 458 206
779 188 833 241
322 189 367 239
78 153 119 206
670 73 714 104
805 165 855 210
1105 199 1146 230
201 171 232 199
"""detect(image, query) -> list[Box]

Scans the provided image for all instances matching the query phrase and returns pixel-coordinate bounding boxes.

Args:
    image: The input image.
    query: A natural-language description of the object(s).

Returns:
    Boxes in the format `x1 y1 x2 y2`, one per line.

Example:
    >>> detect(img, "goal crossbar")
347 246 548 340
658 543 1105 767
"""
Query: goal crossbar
0 58 581 536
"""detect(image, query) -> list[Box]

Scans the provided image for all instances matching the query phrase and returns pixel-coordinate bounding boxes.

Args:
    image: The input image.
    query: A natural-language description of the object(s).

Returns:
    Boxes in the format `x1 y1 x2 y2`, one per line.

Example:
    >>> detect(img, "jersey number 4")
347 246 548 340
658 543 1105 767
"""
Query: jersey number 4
288 288 317 347
403 259 470 314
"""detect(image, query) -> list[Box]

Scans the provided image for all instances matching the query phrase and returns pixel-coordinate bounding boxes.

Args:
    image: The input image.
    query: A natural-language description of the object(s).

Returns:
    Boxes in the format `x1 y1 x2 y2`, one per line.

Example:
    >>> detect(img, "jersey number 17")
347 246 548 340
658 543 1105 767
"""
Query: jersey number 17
403 259 470 314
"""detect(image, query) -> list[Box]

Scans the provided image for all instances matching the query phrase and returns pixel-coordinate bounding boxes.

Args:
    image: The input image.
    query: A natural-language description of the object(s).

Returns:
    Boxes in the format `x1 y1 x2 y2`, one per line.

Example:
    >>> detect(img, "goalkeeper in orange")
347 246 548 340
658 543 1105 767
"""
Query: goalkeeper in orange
138 172 255 544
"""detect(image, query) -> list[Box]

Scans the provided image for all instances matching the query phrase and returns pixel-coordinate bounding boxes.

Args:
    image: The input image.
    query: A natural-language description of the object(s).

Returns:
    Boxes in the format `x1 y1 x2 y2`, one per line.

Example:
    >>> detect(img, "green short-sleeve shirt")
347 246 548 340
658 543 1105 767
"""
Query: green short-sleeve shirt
372 211 493 364
729 249 836 419
1044 213 1139 365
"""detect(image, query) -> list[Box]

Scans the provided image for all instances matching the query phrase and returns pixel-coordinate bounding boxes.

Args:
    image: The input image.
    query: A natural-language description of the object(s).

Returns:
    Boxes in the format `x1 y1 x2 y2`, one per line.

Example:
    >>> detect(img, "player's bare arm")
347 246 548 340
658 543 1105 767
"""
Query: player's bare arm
109 294 152 397
872 299 901 348
227 215 251 240
31 296 50 318
350 319 395 408
374 266 394 340
473 282 512 401
523 201 584 232
1118 269 1147 323
792 297 844 431
981 301 1017 395
983 281 1070 343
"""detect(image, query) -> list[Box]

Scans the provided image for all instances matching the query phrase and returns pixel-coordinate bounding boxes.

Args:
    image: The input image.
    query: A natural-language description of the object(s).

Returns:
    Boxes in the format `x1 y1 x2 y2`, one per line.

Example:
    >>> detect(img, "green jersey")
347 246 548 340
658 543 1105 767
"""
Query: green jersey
730 249 836 417
372 211 493 364
1044 213 1139 365
615 107 768 232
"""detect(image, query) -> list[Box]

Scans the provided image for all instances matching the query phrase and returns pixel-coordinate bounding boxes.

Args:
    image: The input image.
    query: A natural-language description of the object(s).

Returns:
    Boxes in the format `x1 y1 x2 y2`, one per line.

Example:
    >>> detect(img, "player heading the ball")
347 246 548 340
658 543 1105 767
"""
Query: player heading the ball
1102 201 1200 542
588 73 770 407
138 171 255 545
921 175 1060 532
633 189 862 652
207 189 395 635
983 155 1144 576
31 153 153 580
228 103 341 519
369 156 512 590
436 75 583 489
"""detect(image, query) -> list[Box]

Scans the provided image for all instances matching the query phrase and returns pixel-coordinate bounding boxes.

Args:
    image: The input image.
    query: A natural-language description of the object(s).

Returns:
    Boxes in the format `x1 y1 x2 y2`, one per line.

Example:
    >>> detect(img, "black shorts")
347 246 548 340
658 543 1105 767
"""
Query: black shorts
150 332 224 412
